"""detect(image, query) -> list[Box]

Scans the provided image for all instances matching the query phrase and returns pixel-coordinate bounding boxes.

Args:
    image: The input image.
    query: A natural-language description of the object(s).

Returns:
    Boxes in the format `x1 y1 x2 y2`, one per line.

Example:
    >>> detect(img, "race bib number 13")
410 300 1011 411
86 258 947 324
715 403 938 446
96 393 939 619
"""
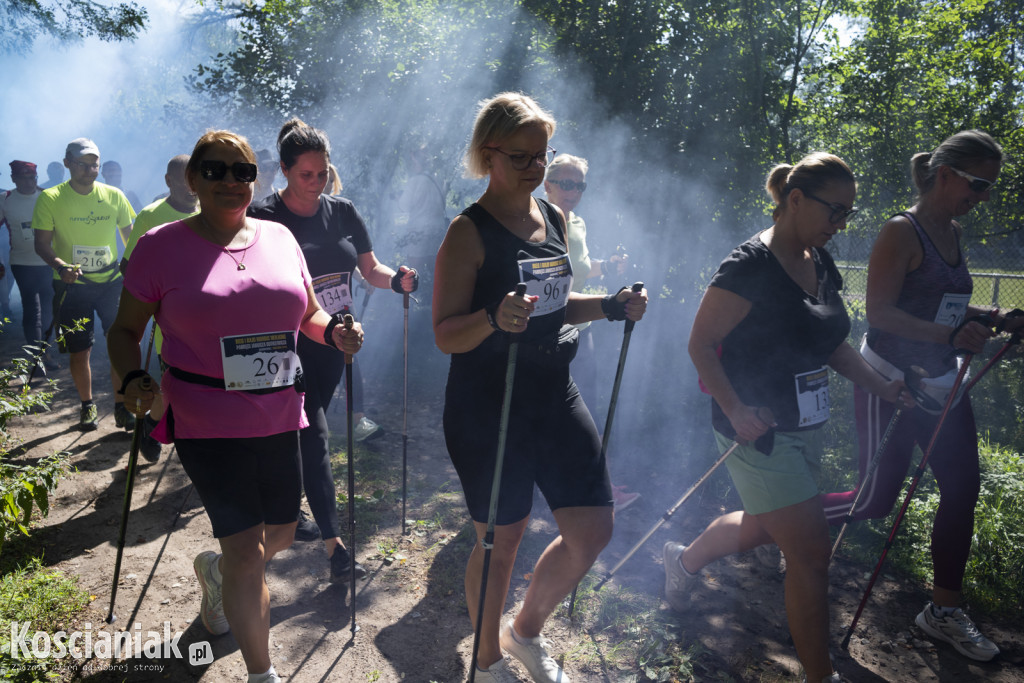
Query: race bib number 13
794 366 829 427
518 254 572 317
220 331 302 391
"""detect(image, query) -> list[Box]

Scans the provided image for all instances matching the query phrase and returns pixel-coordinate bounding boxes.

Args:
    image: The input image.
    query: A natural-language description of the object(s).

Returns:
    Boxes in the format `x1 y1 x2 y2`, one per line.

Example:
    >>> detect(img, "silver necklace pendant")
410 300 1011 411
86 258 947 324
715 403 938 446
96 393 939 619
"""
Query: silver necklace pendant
237 263 246 271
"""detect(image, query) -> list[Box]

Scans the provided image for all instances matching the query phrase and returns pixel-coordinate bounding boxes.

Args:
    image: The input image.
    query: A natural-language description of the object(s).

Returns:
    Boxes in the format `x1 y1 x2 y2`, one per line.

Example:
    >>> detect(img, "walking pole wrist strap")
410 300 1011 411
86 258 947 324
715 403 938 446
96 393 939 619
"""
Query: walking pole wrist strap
119 370 152 394
601 287 630 321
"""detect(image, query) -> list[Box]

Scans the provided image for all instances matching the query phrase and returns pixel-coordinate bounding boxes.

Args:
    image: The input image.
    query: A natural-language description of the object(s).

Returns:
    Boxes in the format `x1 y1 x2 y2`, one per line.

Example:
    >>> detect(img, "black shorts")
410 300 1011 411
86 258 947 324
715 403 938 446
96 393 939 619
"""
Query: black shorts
176 431 302 538
54 278 122 353
444 365 612 525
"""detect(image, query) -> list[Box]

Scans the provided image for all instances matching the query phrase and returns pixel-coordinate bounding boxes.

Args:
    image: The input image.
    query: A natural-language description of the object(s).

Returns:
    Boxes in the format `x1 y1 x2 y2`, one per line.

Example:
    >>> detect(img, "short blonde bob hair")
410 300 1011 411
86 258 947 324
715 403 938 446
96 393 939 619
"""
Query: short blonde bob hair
464 92 556 179
545 153 588 179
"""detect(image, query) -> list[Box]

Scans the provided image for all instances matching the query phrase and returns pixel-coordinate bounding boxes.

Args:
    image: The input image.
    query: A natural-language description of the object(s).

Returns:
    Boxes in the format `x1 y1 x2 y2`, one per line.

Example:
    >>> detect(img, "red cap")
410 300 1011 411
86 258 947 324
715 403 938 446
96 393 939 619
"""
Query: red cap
10 160 37 176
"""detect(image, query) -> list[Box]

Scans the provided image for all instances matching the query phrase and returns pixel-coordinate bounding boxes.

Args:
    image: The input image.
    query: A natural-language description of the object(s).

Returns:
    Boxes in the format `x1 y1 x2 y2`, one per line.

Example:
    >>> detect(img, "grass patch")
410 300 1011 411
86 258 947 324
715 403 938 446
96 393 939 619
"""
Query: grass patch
0 557 91 682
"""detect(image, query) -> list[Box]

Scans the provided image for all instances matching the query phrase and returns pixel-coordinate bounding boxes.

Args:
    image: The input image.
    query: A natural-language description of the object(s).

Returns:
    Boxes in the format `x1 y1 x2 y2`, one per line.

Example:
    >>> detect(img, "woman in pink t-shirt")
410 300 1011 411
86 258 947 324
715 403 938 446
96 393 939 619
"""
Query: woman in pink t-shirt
107 130 363 683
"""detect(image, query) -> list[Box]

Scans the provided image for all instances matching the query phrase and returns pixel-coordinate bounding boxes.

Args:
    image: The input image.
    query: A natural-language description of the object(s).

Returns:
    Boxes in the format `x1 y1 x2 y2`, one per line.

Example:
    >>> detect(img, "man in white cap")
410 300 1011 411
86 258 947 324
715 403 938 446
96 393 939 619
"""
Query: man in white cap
32 138 136 431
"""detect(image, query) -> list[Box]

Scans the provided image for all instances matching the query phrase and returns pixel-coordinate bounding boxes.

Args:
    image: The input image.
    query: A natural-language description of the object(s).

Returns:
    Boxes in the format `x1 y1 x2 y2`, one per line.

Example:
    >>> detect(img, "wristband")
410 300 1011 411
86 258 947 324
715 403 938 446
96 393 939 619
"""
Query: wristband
323 313 345 350
119 369 151 394
484 301 502 331
601 287 630 321
391 269 419 293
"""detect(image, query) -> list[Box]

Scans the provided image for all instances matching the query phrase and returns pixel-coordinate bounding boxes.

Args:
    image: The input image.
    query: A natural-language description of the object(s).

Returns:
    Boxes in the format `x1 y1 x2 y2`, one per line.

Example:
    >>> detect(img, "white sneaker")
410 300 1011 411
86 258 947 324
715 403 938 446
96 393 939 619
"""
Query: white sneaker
801 673 842 683
499 622 569 683
915 601 1000 661
193 551 230 635
354 416 381 442
662 542 696 611
474 657 522 682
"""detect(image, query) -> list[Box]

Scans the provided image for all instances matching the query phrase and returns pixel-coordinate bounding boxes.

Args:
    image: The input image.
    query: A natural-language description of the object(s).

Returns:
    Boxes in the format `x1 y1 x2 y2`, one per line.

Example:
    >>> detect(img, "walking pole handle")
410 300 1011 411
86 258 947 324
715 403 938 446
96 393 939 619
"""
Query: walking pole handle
623 282 644 334
343 313 355 365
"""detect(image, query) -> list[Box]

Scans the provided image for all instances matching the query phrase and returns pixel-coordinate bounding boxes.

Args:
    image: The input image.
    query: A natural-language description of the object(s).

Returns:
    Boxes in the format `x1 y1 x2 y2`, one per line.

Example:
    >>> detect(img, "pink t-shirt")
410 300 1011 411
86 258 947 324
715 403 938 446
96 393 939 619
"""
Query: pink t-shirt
124 218 312 440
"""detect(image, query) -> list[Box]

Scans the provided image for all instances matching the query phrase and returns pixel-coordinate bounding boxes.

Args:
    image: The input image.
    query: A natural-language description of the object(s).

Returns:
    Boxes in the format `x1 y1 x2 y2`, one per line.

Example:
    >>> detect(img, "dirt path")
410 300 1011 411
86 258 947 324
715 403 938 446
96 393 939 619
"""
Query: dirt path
4 332 1023 682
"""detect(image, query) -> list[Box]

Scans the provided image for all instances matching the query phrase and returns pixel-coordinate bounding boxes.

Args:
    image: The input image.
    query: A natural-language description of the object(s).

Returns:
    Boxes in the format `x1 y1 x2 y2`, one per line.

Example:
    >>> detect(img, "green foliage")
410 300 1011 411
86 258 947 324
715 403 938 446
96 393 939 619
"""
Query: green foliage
1 0 147 54
0 332 70 561
0 558 91 682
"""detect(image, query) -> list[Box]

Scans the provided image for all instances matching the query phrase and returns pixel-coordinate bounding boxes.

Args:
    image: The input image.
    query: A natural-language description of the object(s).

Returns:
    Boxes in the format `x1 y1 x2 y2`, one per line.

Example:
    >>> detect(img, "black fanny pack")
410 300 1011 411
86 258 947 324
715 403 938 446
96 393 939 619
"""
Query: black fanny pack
167 365 305 395
517 324 580 369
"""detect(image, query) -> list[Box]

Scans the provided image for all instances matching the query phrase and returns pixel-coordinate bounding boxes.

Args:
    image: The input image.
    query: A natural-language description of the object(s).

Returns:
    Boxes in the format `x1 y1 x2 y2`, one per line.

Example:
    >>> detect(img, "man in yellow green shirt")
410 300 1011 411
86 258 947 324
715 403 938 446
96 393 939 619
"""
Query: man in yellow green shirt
32 138 136 431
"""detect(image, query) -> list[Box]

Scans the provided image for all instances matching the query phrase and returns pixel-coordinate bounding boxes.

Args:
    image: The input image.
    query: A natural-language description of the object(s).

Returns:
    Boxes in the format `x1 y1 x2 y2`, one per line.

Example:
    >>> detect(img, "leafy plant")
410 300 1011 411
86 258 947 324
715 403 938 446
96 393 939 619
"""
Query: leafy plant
0 557 90 682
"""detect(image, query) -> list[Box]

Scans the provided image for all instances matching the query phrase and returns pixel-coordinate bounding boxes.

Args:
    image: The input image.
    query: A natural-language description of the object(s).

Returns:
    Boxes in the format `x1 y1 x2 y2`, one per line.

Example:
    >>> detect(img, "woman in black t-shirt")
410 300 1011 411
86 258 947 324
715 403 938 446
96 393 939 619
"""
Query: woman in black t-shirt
249 119 417 584
669 153 910 683
433 93 646 683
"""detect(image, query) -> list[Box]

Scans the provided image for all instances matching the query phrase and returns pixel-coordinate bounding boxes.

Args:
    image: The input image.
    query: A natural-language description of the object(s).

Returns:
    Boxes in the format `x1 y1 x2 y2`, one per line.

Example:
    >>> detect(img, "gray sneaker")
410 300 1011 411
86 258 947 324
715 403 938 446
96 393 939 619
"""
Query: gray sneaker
499 622 569 683
193 551 230 635
663 541 696 611
915 602 1000 662
474 657 522 683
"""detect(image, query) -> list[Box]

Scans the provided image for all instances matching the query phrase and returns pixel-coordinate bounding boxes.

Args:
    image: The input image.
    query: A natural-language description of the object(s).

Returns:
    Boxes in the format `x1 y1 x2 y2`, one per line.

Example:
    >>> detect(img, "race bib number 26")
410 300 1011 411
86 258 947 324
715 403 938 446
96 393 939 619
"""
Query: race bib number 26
220 331 302 391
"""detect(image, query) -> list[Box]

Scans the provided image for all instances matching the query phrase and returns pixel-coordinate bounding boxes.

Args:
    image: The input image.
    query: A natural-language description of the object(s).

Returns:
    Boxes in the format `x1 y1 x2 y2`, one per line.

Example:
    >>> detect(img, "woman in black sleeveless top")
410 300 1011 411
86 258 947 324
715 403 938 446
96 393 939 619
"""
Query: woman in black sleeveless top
433 93 646 683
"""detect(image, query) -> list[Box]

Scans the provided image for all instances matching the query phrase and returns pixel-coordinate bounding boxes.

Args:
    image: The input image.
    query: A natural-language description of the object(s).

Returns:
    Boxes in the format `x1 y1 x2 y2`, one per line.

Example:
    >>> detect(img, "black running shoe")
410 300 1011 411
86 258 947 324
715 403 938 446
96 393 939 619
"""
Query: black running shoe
114 402 136 431
140 415 162 462
329 547 367 582
294 510 321 542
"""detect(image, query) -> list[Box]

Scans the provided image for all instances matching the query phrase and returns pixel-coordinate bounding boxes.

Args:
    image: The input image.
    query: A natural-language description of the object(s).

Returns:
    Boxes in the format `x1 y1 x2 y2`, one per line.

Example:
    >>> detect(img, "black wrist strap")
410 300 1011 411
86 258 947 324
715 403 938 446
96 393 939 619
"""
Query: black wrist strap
323 314 345 350
601 286 630 321
119 369 151 394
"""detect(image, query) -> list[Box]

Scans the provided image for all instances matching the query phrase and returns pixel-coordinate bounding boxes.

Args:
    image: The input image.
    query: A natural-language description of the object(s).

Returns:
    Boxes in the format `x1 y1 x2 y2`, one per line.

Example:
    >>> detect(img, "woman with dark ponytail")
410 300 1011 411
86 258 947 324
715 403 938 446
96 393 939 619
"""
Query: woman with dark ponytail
821 130 1006 661
677 152 909 683
250 118 417 583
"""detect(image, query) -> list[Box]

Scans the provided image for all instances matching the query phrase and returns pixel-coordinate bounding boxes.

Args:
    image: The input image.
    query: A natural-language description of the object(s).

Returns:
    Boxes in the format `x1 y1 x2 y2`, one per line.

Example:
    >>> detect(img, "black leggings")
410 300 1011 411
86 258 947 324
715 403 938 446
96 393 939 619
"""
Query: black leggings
297 337 348 540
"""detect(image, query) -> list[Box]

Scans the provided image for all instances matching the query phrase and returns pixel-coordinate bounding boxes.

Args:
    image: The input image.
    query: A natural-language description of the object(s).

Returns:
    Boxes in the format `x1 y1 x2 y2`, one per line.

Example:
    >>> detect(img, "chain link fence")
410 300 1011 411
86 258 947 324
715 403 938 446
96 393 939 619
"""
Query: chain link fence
828 231 1024 310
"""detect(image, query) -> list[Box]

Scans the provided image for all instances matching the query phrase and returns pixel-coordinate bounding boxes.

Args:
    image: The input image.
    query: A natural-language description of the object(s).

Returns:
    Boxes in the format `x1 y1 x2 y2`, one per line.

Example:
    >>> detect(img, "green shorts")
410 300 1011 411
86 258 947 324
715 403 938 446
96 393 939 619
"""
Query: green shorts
715 429 822 515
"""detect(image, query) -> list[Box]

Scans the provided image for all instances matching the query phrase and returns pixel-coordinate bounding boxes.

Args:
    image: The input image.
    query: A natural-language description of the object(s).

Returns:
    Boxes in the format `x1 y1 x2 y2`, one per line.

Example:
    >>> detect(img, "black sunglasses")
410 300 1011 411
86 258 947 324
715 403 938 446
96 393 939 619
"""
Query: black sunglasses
549 179 587 192
199 160 259 183
804 192 859 224
949 166 995 193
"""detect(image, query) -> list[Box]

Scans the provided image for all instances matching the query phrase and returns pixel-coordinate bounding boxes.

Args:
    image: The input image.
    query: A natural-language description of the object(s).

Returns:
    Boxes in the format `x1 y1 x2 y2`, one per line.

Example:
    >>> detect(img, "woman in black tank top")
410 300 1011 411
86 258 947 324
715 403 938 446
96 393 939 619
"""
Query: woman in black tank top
433 93 646 682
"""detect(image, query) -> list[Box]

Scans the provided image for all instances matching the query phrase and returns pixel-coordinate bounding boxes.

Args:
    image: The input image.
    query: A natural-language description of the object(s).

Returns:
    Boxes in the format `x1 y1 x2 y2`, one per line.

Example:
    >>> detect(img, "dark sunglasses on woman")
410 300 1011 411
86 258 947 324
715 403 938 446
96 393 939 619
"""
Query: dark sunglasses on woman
549 179 587 192
200 160 259 183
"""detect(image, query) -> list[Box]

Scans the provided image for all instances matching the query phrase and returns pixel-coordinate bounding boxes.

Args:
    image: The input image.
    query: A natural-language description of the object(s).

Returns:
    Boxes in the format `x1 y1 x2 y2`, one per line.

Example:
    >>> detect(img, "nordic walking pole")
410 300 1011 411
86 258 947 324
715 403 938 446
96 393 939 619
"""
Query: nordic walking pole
106 326 156 623
964 310 1023 393
468 283 526 683
593 407 775 592
402 291 410 536
841 354 973 649
594 441 739 593
829 366 929 562
567 281 643 618
343 313 360 636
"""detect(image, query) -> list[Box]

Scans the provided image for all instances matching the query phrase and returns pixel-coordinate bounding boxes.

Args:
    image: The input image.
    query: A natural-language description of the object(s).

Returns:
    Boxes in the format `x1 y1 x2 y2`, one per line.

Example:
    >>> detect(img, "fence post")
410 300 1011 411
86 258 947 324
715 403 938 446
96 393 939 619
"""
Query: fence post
992 275 1001 308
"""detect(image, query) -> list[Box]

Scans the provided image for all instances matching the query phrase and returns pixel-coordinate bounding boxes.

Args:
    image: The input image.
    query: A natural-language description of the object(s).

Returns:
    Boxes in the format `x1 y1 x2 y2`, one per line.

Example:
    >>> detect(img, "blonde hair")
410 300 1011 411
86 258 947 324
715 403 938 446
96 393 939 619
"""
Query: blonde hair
464 92 556 179
545 153 588 179
765 152 854 210
328 163 343 195
910 130 1002 195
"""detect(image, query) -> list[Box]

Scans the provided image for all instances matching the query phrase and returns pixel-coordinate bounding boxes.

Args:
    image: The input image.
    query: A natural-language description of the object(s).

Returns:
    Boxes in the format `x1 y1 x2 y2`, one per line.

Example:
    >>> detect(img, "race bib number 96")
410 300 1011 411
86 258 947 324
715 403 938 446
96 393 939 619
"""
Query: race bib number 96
220 331 302 391
518 254 572 317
